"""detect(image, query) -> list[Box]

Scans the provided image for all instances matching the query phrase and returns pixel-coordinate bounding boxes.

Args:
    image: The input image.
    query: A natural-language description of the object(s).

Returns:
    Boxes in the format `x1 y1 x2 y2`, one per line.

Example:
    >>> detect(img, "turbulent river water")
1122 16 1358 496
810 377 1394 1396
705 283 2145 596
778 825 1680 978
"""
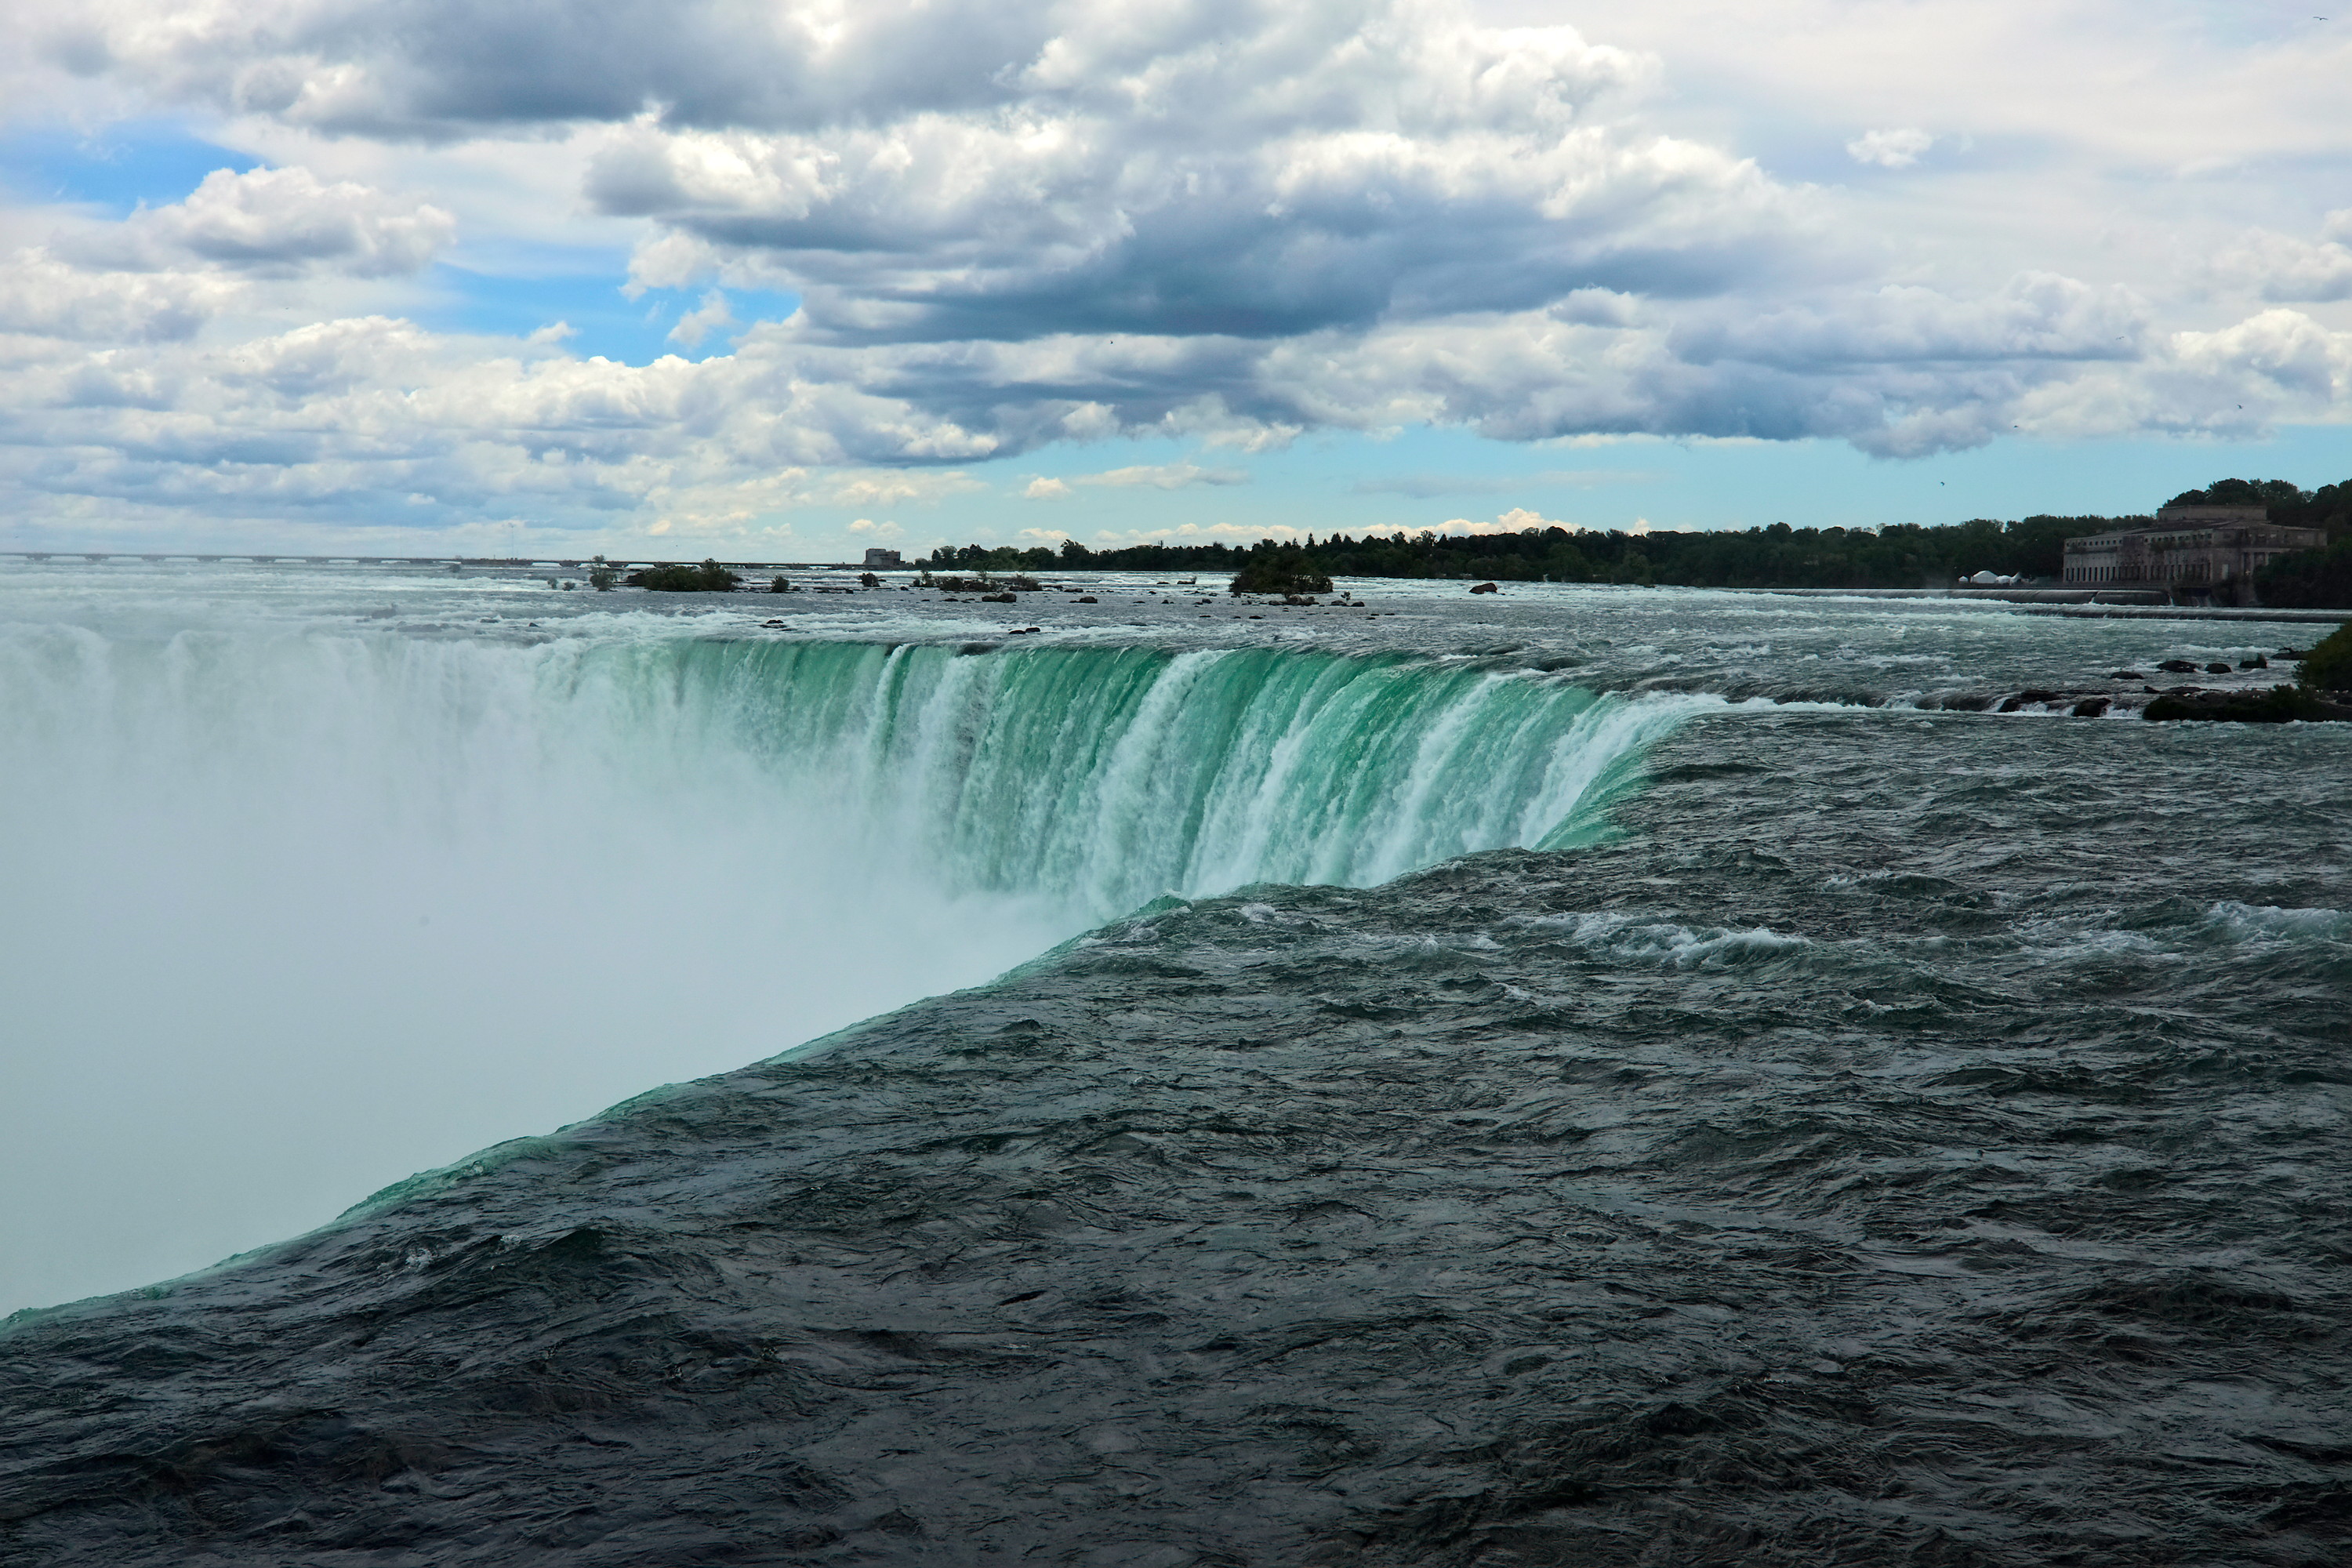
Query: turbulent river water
2 562 2347 1566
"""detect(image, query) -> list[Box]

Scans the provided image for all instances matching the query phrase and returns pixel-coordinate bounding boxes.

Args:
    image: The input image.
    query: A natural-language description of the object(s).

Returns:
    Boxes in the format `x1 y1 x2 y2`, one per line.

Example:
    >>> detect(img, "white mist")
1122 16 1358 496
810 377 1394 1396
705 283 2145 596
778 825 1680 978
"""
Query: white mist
0 614 1070 1314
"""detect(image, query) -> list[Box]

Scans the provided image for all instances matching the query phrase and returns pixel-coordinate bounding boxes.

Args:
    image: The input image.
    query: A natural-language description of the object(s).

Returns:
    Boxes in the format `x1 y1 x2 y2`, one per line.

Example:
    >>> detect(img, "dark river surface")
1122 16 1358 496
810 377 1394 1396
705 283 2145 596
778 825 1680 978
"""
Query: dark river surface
2 566 2347 1564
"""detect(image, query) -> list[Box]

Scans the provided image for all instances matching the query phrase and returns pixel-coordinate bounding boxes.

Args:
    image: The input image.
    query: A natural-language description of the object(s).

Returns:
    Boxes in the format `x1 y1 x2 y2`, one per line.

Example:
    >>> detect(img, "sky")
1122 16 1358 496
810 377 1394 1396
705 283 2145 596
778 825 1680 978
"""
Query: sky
0 0 2346 560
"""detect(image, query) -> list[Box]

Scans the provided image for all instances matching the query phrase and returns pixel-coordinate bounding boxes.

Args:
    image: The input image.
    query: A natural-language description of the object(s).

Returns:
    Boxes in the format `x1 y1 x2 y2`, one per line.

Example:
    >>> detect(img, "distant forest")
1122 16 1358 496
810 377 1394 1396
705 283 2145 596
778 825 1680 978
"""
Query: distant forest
918 475 2352 600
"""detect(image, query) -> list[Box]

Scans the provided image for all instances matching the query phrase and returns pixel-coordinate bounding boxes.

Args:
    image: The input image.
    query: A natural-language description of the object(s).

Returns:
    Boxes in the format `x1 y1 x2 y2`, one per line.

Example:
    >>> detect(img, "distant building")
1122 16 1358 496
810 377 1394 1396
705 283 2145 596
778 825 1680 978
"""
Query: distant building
2062 505 2324 603
862 547 904 568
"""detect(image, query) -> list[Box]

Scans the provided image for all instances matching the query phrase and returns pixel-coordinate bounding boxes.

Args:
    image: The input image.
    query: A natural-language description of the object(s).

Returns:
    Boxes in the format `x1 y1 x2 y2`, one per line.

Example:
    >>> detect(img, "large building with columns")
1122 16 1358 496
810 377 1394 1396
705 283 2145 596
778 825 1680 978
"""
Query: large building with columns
2063 505 2325 602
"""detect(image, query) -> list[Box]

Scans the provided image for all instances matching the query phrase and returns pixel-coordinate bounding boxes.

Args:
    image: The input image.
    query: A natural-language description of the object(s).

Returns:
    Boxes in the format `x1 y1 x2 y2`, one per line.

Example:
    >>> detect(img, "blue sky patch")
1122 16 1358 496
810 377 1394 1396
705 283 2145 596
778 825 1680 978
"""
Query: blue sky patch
419 263 801 365
0 121 263 213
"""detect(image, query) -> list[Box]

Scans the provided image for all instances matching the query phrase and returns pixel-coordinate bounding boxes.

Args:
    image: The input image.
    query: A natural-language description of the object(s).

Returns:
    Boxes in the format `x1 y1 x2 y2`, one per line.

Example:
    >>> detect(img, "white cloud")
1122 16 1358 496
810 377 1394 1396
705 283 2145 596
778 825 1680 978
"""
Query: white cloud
65 166 456 278
822 470 985 506
1436 506 1578 533
1087 521 1316 545
0 250 234 341
1076 463 1251 491
1846 128 1934 169
1022 477 1072 499
2210 229 2352 303
667 288 736 347
2175 308 2347 401
542 0 1790 380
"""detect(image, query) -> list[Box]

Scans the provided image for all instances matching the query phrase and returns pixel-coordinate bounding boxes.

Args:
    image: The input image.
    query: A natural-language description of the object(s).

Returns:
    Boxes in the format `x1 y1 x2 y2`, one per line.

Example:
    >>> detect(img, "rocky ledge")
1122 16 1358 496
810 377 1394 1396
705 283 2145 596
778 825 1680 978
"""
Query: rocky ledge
2142 685 2352 723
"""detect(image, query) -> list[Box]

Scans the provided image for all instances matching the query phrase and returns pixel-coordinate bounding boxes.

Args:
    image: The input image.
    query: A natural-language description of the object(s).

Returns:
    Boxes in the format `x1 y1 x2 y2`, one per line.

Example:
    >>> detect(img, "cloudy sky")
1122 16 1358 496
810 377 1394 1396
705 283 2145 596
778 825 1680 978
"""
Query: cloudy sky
1 0 2346 557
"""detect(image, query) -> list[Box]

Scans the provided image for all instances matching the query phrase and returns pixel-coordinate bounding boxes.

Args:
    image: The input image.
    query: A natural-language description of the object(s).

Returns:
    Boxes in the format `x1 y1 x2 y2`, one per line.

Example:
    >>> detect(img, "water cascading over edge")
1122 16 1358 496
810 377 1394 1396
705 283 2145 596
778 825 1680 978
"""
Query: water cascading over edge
578 638 1697 917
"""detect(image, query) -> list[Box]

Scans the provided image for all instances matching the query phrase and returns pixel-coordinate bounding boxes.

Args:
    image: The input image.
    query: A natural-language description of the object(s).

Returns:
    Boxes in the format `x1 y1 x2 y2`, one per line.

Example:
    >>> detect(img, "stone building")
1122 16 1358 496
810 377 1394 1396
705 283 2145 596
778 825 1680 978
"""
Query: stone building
862 547 904 568
2062 505 2324 602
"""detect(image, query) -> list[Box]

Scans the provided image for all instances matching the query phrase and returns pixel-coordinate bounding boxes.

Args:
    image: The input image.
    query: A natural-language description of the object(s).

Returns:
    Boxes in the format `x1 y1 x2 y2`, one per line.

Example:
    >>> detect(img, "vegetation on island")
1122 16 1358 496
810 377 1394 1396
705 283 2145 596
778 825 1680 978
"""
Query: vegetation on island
1228 548 1332 596
2142 620 2352 723
920 572 1042 593
2296 622 2352 693
626 558 741 592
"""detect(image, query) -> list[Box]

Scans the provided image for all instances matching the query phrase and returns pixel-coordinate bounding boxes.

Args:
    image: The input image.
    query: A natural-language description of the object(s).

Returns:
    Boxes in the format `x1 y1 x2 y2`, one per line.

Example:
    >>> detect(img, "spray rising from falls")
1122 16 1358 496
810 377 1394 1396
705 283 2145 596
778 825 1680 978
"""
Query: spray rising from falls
583 639 1697 916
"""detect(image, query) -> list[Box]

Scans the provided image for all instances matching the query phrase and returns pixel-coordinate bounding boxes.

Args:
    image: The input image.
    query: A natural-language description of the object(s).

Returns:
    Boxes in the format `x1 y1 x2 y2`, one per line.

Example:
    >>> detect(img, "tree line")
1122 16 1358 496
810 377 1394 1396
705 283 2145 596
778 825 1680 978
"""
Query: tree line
915 475 2349 601
924 516 2109 588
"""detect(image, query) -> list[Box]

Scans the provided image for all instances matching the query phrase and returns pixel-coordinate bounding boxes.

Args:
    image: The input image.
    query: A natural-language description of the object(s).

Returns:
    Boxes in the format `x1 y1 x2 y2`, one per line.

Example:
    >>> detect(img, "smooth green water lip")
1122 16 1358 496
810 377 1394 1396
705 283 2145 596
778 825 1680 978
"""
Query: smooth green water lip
597 638 1715 917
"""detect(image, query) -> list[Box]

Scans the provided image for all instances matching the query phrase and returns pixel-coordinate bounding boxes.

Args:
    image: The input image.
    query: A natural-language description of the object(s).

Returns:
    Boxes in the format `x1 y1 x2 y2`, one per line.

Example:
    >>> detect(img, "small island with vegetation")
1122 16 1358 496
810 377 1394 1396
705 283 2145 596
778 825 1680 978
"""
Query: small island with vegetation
1227 549 1331 597
624 558 741 592
2143 622 2352 723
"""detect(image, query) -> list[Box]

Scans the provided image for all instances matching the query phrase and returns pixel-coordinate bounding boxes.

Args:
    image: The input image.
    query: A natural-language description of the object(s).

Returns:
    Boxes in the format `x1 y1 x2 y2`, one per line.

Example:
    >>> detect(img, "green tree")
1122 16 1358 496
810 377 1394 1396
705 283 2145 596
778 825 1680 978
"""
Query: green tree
2297 622 2352 691
626 558 740 591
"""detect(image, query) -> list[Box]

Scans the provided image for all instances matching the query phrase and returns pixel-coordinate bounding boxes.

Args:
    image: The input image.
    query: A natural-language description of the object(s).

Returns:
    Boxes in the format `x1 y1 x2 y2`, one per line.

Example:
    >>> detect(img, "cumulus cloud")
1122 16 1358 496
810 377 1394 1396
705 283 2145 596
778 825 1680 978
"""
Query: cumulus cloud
1075 463 1250 490
0 162 450 365
2175 309 2347 401
1022 477 1072 499
1436 506 1579 533
70 166 456 278
0 250 234 341
1846 128 1934 169
666 288 736 347
2210 229 2352 303
578 13 1788 353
